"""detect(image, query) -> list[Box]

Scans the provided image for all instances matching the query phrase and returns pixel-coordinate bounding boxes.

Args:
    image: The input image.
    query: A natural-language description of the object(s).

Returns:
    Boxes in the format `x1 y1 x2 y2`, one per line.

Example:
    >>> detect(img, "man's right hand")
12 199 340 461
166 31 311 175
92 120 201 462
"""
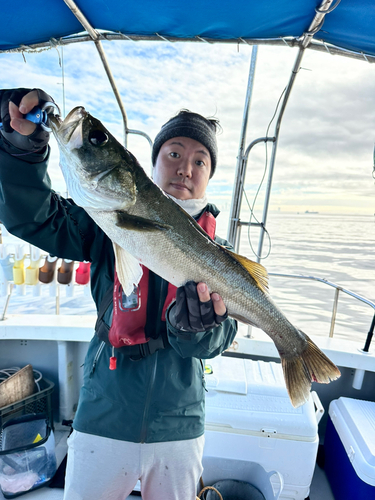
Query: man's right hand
0 88 56 152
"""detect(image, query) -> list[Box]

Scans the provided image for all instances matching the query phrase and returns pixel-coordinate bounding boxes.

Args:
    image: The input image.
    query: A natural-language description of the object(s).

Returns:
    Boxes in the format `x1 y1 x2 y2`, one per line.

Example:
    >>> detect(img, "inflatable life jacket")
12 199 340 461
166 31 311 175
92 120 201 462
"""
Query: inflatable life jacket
94 210 216 362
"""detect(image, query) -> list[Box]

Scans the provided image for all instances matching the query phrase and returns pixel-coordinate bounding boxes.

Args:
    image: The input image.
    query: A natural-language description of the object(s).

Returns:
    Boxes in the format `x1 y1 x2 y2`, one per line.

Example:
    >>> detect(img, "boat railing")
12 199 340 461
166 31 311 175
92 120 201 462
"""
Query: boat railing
268 272 375 352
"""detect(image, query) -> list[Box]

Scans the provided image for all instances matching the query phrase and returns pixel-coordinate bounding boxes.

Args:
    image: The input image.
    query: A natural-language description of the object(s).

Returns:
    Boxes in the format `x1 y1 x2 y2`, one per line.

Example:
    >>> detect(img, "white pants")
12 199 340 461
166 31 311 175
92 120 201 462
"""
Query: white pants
63 430 205 500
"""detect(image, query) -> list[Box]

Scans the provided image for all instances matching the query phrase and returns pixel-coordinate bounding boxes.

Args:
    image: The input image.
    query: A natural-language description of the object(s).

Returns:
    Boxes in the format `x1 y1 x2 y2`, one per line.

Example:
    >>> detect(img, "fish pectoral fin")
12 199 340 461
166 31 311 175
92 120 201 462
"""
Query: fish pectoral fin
230 252 268 293
113 242 143 296
115 211 172 231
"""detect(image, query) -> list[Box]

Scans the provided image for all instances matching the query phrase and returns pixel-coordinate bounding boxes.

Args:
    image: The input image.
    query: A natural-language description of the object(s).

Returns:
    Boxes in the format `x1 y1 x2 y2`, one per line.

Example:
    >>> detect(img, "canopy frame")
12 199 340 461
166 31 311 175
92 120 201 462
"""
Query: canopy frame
2 32 375 65
62 0 153 148
226 0 343 259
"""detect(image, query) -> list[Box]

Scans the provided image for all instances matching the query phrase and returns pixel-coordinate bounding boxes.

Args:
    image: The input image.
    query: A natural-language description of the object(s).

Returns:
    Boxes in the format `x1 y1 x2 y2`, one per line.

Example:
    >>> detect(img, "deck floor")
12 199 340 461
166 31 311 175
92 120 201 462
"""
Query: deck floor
309 463 335 500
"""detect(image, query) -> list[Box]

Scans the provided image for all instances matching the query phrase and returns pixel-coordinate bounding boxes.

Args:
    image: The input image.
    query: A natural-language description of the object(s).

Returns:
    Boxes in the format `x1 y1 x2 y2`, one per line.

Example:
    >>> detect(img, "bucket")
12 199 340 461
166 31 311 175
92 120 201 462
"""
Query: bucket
201 459 283 500
204 479 266 499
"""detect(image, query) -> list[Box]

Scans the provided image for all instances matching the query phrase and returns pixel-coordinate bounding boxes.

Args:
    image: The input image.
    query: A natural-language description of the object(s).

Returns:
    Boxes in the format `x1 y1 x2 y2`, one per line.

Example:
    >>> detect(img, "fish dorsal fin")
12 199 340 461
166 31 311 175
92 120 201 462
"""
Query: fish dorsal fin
113 242 143 296
231 252 269 293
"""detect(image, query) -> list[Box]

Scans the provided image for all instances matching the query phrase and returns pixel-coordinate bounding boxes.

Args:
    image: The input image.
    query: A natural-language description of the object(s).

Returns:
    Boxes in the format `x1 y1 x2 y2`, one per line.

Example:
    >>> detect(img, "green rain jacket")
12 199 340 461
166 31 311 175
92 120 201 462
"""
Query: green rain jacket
0 136 237 443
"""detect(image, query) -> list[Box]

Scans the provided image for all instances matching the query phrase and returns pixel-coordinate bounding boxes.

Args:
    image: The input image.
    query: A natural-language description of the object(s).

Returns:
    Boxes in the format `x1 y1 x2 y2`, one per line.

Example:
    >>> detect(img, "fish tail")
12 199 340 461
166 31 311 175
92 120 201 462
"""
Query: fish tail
281 334 341 408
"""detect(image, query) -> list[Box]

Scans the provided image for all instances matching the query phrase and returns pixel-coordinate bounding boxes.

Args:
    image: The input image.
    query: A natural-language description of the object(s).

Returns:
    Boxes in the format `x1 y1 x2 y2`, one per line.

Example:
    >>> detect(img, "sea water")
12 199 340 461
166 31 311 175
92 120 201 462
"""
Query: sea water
0 213 373 344
218 212 374 345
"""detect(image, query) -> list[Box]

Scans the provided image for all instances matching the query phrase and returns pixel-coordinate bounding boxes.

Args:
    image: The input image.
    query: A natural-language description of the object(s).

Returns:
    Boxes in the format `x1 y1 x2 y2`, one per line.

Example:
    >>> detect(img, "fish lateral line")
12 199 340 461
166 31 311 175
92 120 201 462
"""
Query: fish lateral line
115 210 172 232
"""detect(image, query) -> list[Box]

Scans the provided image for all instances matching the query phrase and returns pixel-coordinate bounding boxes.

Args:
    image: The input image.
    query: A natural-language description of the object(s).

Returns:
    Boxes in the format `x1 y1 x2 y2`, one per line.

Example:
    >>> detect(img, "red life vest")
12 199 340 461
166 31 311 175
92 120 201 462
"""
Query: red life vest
108 211 216 348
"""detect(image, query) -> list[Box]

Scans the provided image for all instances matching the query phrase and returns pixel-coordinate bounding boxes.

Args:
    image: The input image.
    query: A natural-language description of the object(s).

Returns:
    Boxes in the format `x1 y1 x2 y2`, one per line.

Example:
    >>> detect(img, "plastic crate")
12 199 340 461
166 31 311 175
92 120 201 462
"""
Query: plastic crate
0 378 54 448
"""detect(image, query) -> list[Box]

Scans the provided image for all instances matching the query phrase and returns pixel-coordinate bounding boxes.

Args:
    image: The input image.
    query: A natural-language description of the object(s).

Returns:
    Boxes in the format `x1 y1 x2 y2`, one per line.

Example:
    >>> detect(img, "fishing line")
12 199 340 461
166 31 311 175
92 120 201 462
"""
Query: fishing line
245 86 286 260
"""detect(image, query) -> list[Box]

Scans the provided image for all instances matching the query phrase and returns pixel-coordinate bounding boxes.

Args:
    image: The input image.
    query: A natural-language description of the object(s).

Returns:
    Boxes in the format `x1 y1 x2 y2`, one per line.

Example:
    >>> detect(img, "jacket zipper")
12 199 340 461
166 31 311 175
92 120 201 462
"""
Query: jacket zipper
139 276 167 442
140 351 158 443
90 341 105 377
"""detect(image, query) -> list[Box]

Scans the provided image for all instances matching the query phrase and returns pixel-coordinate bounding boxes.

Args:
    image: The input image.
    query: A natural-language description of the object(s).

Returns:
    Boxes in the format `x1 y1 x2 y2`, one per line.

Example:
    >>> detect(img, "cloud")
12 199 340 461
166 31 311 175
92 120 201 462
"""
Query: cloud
0 40 374 214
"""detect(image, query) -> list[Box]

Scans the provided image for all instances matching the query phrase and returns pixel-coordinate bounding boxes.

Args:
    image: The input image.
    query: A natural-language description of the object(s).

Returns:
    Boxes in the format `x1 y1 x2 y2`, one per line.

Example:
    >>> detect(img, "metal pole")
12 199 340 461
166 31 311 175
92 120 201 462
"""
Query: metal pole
56 284 60 315
329 288 340 337
230 136 275 251
256 46 305 260
62 0 129 145
363 313 375 352
227 46 258 246
0 283 13 321
61 46 66 118
256 0 336 260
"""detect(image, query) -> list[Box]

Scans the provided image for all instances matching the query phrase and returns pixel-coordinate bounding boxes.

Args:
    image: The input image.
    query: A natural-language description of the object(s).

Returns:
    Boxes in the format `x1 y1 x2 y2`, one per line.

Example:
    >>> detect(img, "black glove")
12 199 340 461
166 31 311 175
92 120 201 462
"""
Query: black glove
169 281 228 333
0 88 56 152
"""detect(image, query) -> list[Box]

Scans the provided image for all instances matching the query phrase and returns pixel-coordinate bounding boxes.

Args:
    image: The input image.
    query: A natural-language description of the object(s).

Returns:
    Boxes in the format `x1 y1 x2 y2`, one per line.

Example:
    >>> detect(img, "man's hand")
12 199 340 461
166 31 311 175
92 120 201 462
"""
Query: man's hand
170 281 228 333
7 90 40 136
0 88 56 152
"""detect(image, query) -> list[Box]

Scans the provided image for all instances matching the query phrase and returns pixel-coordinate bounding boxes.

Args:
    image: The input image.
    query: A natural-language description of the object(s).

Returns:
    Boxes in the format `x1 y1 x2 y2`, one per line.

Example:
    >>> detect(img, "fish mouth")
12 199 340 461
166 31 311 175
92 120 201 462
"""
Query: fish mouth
52 106 87 148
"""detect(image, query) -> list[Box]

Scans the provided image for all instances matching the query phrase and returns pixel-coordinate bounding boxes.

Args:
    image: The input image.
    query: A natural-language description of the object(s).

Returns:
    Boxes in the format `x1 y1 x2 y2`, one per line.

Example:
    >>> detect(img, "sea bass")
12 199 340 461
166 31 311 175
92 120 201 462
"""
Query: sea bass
50 107 340 408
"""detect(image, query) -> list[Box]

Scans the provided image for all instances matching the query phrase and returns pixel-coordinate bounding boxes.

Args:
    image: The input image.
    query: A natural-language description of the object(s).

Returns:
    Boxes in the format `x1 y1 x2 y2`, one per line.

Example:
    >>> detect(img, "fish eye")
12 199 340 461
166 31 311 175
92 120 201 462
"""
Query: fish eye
89 129 109 147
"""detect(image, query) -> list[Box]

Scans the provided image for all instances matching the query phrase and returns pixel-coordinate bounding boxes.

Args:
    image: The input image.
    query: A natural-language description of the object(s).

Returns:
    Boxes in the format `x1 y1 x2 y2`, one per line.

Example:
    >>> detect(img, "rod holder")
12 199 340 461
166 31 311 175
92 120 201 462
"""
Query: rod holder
352 368 365 390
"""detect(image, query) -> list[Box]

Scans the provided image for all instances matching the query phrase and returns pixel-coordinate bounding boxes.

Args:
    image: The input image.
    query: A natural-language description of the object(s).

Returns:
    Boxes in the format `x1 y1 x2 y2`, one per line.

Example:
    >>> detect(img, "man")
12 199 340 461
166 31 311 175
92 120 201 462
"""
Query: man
0 88 237 500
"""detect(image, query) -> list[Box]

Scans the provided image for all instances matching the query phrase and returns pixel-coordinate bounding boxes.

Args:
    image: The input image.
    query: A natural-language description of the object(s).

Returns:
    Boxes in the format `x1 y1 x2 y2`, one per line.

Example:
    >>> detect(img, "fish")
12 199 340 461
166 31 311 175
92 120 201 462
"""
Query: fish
50 107 340 408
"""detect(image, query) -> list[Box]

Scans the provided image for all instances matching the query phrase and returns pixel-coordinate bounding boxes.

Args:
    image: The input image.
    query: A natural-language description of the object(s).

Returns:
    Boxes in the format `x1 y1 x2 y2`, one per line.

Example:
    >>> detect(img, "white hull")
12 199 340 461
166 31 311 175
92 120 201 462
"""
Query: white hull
0 313 374 499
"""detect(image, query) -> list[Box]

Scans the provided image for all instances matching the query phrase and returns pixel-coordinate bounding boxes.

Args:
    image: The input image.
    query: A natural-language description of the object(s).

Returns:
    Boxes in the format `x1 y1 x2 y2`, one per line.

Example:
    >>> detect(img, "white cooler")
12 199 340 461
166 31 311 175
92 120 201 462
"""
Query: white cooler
202 356 323 500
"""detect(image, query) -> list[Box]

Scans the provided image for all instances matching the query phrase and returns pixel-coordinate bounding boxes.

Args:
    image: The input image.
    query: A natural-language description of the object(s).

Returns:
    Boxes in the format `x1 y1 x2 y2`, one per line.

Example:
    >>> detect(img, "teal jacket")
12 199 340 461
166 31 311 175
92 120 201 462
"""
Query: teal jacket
0 136 237 443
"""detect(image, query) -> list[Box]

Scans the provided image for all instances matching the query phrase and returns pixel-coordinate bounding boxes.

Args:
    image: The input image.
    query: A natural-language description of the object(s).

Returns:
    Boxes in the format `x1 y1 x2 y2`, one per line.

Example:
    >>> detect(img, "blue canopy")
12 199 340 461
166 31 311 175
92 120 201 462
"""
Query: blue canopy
1 1 375 58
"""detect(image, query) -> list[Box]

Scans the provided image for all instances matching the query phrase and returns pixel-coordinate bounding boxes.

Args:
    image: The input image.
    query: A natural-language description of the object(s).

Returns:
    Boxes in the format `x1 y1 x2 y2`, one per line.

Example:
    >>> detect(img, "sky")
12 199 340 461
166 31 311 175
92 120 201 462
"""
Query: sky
0 39 374 224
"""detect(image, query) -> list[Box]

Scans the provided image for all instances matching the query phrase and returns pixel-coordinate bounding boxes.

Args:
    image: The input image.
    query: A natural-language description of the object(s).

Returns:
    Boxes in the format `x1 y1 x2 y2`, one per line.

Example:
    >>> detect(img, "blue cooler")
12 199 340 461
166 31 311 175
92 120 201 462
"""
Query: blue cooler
325 397 375 500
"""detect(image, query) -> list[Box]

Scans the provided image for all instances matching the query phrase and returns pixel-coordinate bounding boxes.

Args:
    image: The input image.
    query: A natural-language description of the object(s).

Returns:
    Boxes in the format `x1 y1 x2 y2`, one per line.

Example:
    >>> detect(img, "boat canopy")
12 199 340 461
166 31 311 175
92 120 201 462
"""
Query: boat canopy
1 0 375 61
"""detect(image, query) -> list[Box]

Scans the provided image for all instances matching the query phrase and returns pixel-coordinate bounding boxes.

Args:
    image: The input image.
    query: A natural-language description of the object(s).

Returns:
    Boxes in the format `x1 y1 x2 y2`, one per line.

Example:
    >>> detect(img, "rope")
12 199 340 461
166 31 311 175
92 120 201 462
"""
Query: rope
196 486 223 500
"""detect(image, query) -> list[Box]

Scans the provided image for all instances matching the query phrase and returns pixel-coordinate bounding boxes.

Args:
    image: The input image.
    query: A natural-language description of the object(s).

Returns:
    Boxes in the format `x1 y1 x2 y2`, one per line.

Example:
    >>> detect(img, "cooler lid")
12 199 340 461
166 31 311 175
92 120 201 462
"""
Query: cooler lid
205 357 319 440
205 356 247 395
330 398 375 470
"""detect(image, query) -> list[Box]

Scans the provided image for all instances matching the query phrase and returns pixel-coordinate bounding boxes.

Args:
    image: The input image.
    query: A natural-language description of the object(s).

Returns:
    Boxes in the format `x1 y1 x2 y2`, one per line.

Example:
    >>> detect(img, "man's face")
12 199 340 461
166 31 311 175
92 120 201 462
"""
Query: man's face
153 137 211 200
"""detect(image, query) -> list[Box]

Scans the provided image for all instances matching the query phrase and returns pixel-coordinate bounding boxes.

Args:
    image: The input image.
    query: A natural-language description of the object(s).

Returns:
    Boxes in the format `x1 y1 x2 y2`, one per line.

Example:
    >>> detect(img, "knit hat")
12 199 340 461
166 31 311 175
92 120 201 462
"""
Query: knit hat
152 110 218 178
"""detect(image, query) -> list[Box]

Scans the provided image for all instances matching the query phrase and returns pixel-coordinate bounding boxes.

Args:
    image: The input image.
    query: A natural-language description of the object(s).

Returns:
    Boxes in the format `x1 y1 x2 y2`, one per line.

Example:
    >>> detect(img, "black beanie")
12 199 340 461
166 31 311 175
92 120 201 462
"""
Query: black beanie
152 110 218 178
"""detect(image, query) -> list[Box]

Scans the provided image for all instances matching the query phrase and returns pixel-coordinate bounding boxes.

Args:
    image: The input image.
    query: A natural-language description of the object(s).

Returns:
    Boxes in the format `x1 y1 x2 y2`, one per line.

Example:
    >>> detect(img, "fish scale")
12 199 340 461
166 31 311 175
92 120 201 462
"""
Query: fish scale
50 107 341 408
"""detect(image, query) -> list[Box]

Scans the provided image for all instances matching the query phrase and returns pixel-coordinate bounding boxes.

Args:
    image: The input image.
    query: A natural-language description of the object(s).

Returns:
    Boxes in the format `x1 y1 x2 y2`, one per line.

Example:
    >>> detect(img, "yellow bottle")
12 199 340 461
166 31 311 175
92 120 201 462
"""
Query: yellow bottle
13 247 25 285
25 246 41 286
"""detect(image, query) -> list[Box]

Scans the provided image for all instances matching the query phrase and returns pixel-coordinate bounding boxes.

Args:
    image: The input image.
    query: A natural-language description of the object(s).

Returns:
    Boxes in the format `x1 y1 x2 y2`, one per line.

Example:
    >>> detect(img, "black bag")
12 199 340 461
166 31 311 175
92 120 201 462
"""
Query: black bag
0 414 57 498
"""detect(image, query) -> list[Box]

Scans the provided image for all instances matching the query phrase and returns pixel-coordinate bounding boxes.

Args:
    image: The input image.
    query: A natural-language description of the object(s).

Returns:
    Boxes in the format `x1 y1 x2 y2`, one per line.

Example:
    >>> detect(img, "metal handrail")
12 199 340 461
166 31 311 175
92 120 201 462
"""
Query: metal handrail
269 272 375 351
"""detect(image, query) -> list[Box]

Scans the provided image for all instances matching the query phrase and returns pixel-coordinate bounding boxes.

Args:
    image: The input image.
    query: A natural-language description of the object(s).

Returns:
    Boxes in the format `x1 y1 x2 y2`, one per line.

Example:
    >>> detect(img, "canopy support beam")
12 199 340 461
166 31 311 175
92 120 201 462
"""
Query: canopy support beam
63 0 129 145
227 0 337 260
62 0 153 149
3 34 375 65
257 0 337 260
227 46 258 246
